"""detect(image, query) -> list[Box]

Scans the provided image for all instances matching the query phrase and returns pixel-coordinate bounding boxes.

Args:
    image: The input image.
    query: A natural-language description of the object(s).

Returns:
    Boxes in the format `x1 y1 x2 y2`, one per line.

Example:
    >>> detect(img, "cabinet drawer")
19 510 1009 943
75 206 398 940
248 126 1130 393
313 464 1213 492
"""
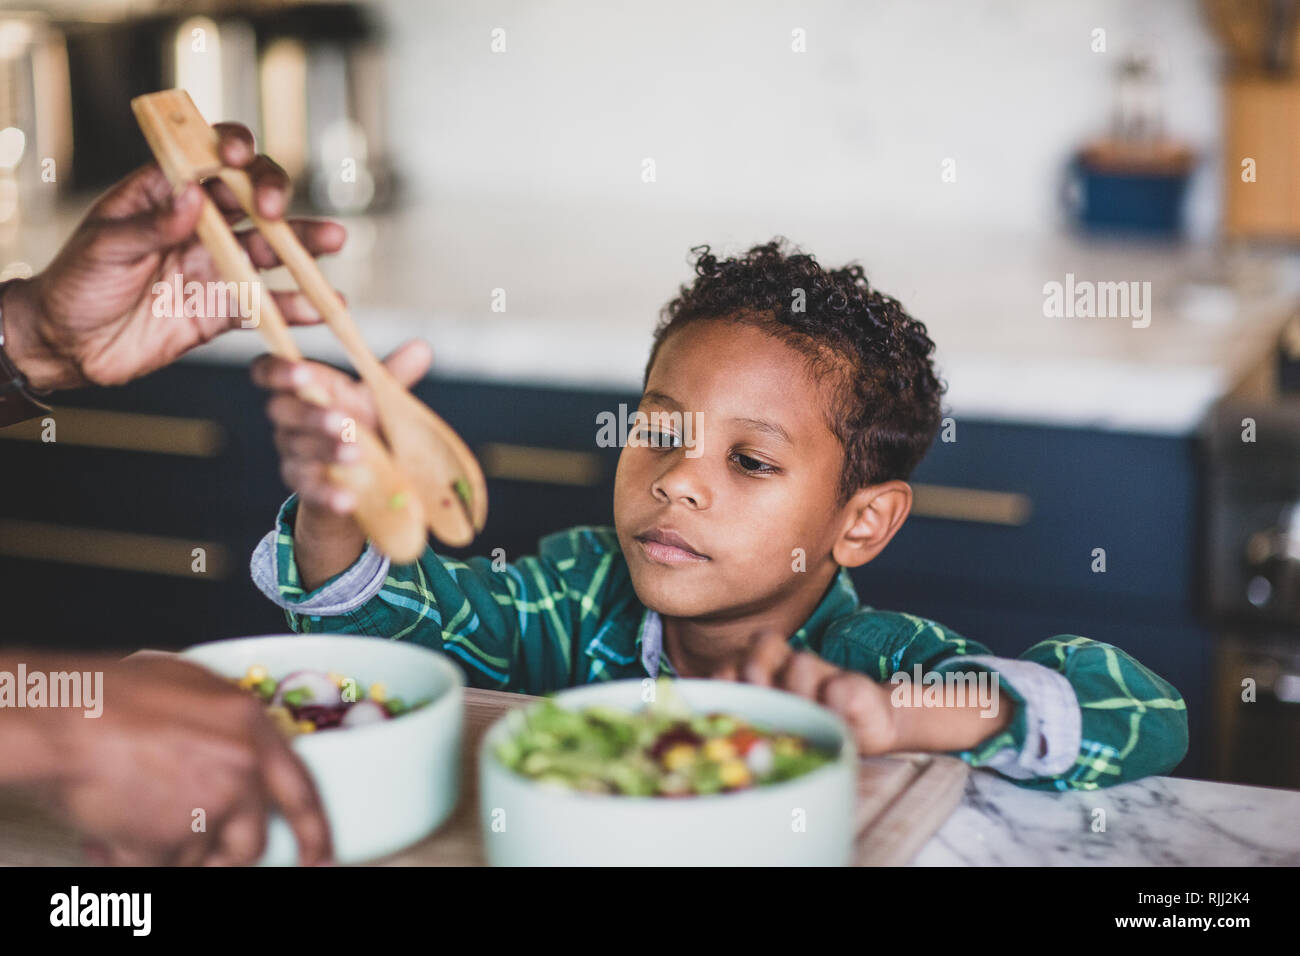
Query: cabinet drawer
874 421 1200 607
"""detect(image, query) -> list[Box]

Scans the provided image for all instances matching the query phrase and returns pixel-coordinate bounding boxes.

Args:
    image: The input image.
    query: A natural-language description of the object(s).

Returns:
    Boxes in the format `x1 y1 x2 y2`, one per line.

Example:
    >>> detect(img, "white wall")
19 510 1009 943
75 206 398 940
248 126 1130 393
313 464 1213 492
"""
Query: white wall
376 0 1223 239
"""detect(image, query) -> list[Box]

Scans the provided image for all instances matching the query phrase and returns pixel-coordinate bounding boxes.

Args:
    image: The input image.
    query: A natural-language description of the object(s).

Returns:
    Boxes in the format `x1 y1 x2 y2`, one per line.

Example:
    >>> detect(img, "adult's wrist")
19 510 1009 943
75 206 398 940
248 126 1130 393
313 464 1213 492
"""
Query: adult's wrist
1 276 76 392
0 672 80 786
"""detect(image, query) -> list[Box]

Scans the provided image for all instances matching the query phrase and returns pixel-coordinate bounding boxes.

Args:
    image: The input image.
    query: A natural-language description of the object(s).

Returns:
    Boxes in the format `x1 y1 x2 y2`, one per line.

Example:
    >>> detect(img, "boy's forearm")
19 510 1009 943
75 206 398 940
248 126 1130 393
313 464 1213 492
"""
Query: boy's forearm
294 503 368 591
891 697 1016 753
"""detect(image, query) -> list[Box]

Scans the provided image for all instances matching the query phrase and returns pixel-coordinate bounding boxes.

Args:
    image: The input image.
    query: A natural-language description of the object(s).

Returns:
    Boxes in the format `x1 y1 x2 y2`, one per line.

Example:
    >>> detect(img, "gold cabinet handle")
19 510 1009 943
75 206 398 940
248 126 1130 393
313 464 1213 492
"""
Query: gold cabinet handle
909 484 1033 526
0 520 229 578
0 407 224 457
478 443 604 487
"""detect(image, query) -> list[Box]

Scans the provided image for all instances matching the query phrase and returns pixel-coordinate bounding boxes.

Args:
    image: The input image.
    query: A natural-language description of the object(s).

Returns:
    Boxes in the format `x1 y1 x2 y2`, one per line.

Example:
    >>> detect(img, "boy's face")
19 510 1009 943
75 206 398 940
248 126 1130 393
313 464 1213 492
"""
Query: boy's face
614 318 848 619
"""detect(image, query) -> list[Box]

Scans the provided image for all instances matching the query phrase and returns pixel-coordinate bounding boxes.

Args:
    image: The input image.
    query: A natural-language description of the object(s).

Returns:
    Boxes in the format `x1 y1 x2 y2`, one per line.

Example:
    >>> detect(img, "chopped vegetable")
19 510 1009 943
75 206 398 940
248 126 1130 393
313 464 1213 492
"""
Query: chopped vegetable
232 667 430 738
453 477 472 508
282 687 312 708
495 678 835 796
341 700 389 727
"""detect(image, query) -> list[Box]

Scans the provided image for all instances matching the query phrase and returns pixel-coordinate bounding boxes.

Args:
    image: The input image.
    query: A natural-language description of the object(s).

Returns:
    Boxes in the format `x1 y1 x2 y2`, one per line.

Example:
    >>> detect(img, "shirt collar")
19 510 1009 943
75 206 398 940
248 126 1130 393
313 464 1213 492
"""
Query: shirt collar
639 608 665 676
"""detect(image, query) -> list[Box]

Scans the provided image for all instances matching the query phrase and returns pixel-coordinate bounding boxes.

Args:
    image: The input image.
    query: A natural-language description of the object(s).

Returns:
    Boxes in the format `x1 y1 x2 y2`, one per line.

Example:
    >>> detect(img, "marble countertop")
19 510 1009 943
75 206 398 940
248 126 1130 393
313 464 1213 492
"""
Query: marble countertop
912 771 1300 865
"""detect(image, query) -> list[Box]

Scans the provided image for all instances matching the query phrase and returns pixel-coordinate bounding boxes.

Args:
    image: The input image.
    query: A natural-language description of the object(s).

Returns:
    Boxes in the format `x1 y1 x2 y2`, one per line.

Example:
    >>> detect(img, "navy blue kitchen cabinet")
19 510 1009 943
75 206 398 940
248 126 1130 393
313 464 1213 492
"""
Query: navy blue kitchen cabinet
0 363 1208 778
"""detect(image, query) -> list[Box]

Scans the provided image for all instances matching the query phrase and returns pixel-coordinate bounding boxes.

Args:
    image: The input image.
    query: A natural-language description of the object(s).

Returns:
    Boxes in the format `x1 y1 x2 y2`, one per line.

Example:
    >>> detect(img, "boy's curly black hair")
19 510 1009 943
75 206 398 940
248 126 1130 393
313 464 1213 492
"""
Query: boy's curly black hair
645 238 947 506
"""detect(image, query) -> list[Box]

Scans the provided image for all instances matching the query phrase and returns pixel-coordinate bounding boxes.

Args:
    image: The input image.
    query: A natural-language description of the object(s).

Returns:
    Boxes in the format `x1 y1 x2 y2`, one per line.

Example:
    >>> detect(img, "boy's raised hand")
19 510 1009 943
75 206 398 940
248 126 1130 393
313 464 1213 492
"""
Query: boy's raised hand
711 632 901 756
250 339 433 515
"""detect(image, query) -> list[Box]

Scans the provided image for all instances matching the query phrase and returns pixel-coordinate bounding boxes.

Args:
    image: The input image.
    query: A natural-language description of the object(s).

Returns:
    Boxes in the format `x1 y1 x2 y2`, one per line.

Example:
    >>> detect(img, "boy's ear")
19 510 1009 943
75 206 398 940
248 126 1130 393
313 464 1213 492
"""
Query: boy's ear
832 480 913 569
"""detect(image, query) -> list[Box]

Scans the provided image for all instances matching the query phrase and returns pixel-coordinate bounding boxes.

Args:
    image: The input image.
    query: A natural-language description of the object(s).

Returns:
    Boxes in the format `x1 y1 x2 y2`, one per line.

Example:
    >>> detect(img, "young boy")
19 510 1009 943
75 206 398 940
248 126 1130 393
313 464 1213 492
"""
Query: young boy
249 239 1188 791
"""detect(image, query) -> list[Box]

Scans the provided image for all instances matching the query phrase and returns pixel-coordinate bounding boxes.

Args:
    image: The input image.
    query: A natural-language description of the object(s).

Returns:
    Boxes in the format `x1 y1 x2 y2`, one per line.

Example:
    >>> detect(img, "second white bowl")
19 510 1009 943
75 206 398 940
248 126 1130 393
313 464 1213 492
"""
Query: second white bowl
181 634 465 865
479 679 857 866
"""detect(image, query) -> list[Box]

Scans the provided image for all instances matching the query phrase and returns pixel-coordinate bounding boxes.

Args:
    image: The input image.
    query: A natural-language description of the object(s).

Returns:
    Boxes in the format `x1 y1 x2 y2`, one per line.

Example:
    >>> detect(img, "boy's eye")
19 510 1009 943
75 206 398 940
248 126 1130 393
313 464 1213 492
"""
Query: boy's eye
732 452 777 475
636 428 681 448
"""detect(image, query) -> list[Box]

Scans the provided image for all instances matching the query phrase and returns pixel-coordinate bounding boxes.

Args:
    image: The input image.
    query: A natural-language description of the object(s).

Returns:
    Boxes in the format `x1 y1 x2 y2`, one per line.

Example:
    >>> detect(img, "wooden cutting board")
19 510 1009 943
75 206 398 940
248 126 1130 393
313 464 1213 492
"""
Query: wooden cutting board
0 687 968 867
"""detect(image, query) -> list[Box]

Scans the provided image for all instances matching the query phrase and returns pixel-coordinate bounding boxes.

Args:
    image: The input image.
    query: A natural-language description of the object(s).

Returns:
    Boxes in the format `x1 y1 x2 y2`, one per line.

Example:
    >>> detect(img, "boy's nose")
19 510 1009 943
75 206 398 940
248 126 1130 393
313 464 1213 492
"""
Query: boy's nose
652 458 710 509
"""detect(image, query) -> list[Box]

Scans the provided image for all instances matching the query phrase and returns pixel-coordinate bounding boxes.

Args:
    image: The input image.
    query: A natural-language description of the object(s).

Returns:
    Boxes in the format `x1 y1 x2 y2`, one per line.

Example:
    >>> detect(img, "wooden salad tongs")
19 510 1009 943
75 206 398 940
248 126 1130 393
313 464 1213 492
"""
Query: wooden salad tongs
131 89 487 561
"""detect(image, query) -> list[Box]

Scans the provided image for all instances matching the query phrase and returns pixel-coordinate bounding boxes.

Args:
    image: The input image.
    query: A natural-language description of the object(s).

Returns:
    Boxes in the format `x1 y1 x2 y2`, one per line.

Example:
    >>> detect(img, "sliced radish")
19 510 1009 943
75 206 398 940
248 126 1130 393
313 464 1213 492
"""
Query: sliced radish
745 740 774 777
271 670 343 708
341 700 390 727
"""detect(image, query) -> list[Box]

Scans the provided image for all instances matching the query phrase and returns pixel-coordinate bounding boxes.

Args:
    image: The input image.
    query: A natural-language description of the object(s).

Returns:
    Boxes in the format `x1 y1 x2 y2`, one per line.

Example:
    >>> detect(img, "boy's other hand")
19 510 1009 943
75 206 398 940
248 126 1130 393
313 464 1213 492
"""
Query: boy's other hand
250 340 433 515
711 631 900 756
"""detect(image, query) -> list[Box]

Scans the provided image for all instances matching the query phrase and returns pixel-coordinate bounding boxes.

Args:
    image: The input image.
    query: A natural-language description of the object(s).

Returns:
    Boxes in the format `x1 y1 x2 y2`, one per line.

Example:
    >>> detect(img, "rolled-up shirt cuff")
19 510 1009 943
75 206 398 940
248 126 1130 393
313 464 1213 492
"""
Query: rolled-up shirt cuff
939 654 1082 778
249 516 390 615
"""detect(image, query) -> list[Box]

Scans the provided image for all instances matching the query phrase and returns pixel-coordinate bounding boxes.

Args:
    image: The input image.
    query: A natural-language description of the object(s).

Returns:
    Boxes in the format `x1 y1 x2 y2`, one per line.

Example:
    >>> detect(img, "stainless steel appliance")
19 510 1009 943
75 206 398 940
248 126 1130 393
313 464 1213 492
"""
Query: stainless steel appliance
51 1 394 212
1202 325 1300 788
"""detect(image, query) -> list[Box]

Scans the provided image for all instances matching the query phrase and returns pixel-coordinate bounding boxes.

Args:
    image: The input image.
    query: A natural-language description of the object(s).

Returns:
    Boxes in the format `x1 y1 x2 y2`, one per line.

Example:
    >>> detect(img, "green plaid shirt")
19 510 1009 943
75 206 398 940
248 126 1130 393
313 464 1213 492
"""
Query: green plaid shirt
257 496 1188 791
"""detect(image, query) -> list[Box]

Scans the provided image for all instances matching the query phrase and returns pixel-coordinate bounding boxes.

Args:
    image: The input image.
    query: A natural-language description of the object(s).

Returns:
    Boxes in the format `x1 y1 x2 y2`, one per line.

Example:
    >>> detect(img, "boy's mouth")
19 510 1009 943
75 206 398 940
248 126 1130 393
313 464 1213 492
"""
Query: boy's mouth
635 527 710 564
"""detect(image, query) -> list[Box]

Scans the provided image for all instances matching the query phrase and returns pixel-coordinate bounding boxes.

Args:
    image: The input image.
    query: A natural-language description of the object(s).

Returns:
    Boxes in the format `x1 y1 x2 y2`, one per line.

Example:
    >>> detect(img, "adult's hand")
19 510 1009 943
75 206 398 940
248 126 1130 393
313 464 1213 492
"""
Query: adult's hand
1 123 346 391
7 651 332 866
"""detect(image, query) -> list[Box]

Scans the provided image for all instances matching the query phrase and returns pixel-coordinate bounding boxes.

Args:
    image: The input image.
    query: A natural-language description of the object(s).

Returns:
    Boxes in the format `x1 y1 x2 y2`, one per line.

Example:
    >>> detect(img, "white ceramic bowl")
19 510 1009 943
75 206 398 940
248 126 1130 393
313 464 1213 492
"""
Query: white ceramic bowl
479 679 857 866
180 634 464 865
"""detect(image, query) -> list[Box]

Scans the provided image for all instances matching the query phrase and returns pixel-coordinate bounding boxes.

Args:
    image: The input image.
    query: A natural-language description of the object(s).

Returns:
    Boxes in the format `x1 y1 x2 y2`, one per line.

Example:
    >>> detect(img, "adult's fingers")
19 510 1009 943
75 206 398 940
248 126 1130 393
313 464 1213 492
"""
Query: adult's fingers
169 825 222 867
213 122 256 168
247 154 292 219
82 838 110 866
235 219 347 269
256 736 332 867
206 153 294 221
90 163 179 220
101 841 166 867
203 799 270 867
88 183 203 262
269 290 326 326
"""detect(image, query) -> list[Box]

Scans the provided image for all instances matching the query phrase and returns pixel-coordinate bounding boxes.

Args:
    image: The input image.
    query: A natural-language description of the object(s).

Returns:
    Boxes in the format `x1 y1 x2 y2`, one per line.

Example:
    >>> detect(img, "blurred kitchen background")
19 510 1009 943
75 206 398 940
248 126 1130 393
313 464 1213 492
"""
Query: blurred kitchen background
0 0 1298 787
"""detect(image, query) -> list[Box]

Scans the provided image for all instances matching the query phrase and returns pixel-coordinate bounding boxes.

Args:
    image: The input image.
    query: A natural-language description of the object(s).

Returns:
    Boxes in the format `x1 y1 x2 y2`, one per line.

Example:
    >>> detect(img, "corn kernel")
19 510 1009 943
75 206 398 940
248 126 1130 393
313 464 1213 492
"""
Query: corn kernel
236 675 259 690
661 743 697 771
327 672 345 688
295 720 316 734
246 665 268 683
703 738 737 762
772 734 804 757
266 706 296 736
368 682 387 704
719 759 752 788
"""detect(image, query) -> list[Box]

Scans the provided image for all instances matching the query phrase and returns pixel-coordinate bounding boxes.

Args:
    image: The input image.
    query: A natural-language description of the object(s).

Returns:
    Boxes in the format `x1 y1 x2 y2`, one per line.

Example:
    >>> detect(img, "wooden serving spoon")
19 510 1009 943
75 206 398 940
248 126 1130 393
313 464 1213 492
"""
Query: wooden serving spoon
132 89 487 547
131 89 432 562
212 167 488 546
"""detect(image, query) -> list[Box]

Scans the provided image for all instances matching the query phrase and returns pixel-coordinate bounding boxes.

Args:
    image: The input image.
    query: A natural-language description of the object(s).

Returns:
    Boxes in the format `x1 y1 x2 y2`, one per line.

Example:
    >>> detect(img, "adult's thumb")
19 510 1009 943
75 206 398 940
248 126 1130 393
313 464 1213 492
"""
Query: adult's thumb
382 339 434 388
